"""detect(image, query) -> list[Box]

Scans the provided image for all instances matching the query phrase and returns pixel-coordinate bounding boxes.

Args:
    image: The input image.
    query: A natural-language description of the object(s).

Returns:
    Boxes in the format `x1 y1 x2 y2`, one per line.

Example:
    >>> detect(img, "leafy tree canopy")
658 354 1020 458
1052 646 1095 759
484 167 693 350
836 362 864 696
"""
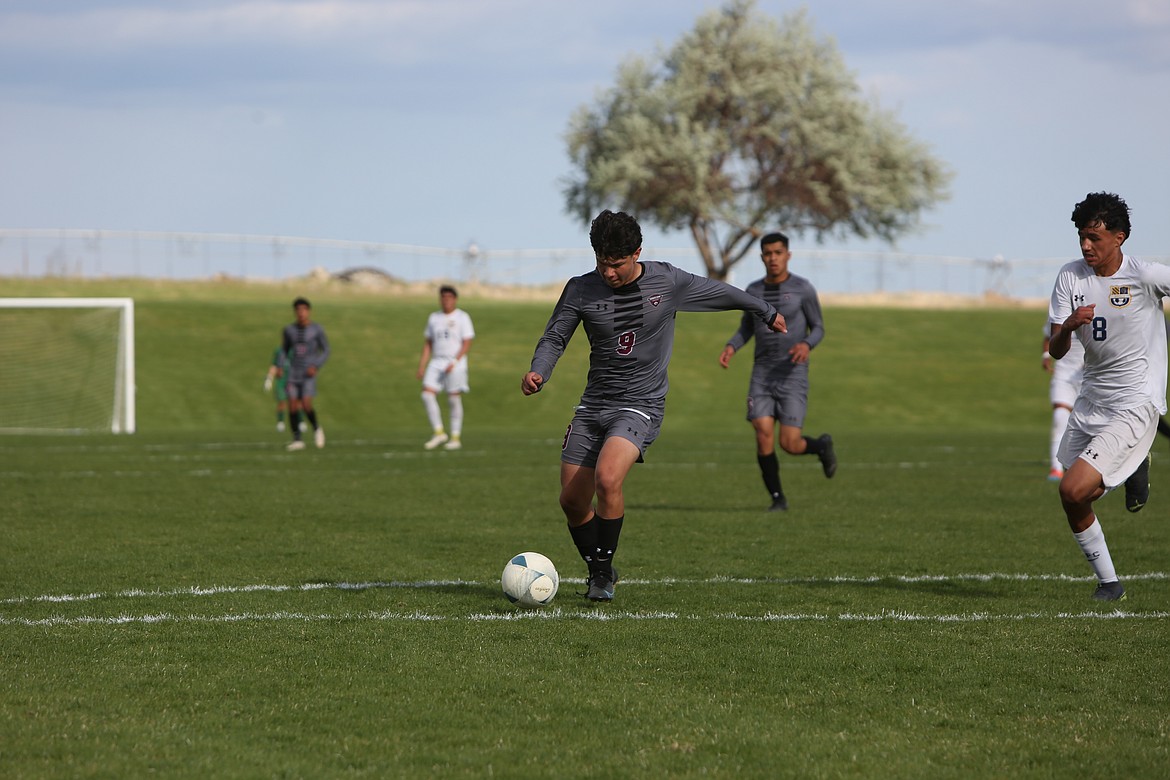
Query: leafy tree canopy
563 0 952 279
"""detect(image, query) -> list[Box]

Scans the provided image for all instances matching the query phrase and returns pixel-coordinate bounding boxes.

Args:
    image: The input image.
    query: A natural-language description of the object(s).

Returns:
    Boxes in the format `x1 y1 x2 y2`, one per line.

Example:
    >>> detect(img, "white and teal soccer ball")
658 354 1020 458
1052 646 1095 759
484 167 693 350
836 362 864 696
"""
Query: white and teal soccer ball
501 552 559 607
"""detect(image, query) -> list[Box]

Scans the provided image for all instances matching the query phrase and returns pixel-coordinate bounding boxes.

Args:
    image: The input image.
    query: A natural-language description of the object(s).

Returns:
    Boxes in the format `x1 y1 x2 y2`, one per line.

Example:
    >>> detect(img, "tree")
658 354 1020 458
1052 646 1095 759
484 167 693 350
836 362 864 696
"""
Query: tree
563 0 951 280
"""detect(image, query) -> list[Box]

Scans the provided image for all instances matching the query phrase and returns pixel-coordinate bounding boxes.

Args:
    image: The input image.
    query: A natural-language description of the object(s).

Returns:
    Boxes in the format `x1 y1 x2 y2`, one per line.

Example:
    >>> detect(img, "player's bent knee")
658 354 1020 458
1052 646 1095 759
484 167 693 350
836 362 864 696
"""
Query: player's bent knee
1058 480 1095 507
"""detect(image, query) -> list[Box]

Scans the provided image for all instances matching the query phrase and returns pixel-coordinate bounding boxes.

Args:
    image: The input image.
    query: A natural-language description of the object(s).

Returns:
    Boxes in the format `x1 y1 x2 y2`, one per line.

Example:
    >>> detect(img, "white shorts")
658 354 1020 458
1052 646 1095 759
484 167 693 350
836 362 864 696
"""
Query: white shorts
422 357 469 394
1058 398 1158 489
1049 362 1082 408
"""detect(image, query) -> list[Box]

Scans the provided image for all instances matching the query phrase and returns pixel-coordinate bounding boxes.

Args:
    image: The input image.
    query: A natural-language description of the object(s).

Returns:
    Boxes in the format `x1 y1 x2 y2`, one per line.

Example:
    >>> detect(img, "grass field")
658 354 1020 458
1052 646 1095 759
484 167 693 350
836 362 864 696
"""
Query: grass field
2 278 1167 778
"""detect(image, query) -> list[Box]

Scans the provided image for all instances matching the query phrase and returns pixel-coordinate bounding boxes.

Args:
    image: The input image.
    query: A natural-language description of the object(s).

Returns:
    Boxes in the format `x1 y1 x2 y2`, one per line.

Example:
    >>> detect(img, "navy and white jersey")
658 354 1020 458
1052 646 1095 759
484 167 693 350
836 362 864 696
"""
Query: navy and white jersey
726 274 824 387
1049 254 1170 413
530 261 778 408
281 321 330 381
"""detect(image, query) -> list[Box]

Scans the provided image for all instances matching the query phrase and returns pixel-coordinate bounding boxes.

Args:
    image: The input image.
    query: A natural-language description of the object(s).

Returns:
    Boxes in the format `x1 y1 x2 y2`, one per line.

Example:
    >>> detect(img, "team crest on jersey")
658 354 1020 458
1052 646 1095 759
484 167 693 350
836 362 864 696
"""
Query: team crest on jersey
1109 286 1132 308
648 295 663 307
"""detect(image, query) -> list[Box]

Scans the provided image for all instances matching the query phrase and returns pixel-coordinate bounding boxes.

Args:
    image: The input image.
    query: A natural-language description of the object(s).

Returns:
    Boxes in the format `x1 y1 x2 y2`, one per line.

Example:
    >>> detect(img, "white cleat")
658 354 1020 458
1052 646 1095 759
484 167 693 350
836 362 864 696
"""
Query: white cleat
286 440 306 451
424 433 449 450
276 421 286 433
444 438 462 451
314 428 326 449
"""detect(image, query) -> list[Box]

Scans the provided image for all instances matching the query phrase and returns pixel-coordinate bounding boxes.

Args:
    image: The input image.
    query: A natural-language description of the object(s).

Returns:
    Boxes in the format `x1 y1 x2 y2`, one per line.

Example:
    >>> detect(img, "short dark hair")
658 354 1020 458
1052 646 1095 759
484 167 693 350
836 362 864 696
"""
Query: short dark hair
293 297 311 309
760 232 789 249
589 210 642 260
439 285 458 297
1071 192 1131 239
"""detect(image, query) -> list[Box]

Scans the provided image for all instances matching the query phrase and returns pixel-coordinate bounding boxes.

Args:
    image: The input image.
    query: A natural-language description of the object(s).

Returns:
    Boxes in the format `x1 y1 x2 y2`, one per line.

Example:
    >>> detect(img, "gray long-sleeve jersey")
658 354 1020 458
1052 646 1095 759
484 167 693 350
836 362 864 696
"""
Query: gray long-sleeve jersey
726 274 824 387
530 261 778 408
281 321 330 381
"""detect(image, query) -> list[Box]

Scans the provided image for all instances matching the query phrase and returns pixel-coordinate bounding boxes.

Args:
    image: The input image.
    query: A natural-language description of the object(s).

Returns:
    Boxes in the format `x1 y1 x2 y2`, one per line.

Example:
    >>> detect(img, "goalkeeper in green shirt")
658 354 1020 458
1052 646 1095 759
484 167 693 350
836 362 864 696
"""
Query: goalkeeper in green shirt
263 347 291 432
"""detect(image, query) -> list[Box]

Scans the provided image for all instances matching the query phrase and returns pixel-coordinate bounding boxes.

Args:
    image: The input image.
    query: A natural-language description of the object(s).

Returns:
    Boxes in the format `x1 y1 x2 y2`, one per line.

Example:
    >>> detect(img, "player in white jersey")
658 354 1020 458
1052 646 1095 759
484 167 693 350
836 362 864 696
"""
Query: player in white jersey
417 285 475 451
1048 192 1170 602
1041 325 1084 481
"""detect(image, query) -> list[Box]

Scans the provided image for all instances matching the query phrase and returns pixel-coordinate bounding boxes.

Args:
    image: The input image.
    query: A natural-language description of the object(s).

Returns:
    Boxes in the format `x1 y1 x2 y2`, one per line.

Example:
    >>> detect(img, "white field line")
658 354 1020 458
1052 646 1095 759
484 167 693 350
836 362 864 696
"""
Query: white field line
2 572 1167 607
1 608 1167 628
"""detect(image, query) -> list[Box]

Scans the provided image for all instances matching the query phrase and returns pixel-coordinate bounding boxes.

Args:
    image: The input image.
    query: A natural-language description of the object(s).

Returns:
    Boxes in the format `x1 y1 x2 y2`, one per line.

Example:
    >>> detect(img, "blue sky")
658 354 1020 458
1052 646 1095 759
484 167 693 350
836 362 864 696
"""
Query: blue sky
1 0 1168 270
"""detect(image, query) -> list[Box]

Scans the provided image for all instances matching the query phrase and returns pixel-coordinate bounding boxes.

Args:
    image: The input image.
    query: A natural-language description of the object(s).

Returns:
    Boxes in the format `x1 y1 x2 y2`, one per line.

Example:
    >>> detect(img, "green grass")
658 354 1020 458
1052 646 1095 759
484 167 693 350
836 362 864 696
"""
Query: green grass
1 278 1167 778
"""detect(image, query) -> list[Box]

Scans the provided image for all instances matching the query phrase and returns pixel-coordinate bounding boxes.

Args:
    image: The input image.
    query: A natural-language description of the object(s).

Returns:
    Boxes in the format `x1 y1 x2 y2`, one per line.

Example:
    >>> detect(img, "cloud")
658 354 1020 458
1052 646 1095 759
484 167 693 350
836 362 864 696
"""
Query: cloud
1 1 458 51
0 0 657 108
794 0 1170 70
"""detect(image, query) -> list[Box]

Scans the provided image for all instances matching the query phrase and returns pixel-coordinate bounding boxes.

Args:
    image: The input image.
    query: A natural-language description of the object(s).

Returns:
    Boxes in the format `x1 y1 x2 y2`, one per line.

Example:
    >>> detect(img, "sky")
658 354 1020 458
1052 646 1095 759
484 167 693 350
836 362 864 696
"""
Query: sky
1 0 1168 278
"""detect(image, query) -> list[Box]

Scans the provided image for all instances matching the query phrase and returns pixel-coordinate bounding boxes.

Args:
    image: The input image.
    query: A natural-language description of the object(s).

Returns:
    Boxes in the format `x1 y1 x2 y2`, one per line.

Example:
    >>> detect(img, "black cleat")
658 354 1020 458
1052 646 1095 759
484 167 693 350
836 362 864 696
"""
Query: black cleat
817 434 837 478
768 496 789 512
585 567 619 602
1092 580 1127 602
1124 453 1151 513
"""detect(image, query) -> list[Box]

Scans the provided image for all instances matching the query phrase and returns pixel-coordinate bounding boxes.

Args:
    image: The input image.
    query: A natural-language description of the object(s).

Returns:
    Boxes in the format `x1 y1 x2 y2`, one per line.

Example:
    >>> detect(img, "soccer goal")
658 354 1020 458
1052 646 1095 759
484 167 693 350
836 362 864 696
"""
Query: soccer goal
0 298 136 434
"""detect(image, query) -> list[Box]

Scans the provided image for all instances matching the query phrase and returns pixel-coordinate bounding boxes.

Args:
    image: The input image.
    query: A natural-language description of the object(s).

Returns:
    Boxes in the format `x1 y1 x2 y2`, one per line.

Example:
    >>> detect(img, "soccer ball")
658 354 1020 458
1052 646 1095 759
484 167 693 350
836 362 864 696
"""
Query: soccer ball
501 552 559 607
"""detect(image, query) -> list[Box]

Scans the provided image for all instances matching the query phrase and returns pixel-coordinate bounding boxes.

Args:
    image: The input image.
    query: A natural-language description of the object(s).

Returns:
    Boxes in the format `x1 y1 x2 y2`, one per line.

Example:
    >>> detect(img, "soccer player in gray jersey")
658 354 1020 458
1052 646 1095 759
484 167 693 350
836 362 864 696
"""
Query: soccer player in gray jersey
280 297 330 451
719 232 836 512
521 210 786 602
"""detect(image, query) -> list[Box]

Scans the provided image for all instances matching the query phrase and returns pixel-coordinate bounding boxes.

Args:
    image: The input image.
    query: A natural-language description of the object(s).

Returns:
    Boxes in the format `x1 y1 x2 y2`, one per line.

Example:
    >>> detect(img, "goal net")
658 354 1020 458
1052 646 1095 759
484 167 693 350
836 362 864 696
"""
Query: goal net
0 298 136 434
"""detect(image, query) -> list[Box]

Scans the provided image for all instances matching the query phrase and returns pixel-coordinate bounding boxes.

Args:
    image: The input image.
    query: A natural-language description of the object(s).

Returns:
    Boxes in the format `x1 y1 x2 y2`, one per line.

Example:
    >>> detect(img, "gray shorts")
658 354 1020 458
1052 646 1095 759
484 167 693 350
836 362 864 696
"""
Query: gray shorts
746 375 808 427
286 376 317 401
561 405 663 468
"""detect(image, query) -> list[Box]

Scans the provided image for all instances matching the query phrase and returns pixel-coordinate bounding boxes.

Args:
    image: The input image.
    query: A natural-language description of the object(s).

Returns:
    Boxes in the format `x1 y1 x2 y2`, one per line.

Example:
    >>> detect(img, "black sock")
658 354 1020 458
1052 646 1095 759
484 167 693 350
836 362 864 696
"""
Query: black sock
289 411 302 439
802 435 824 456
594 515 624 574
305 409 319 430
757 453 784 500
568 519 599 567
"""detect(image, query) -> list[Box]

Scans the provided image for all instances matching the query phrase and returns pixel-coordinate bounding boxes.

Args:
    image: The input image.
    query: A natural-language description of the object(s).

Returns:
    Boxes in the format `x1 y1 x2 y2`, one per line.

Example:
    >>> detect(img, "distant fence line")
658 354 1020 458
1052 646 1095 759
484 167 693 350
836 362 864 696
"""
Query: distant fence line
2 228 1166 300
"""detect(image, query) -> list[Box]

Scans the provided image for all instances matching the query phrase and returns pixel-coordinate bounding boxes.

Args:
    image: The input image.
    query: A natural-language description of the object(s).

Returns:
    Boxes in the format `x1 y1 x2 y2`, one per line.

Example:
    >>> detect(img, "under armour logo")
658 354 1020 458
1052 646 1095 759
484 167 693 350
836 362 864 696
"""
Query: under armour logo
1084 447 1099 460
1074 294 1086 304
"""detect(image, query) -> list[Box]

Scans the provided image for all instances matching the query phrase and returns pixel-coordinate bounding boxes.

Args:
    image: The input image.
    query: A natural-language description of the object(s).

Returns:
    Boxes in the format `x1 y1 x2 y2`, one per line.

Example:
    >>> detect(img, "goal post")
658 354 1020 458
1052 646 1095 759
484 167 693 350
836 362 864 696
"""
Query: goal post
0 297 136 434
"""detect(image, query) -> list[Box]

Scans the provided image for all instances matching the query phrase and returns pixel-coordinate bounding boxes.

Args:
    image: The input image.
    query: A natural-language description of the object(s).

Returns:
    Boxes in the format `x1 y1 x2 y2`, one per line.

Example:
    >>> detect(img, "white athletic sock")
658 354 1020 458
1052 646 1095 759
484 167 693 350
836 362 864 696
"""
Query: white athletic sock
448 394 464 438
1073 518 1118 584
421 391 444 433
1051 406 1070 470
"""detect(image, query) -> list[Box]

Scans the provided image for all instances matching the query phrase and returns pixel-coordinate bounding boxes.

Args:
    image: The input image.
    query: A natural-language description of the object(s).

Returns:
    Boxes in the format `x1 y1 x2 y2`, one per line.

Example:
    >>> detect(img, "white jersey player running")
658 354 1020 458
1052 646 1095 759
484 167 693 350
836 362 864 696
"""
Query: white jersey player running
1048 191 1170 602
